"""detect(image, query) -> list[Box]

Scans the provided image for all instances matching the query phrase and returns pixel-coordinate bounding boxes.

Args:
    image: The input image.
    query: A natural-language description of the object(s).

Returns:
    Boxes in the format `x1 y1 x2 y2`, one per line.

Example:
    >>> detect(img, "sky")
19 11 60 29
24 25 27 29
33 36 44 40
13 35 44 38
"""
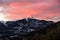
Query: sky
0 0 60 22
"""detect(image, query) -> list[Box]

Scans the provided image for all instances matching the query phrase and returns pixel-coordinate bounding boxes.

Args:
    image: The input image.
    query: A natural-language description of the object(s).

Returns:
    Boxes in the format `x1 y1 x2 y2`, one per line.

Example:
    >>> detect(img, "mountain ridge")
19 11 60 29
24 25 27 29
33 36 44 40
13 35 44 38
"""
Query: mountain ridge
0 18 60 40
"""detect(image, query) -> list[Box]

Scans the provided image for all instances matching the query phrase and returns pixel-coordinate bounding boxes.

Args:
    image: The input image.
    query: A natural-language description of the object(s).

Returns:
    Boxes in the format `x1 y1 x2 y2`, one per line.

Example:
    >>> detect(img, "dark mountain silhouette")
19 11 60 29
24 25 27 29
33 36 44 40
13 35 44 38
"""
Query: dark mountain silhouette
0 18 60 40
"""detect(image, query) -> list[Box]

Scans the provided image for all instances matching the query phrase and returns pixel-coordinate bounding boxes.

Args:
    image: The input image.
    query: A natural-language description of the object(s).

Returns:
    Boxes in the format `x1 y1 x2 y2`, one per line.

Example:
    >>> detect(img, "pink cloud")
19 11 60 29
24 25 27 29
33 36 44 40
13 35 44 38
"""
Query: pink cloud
0 0 60 21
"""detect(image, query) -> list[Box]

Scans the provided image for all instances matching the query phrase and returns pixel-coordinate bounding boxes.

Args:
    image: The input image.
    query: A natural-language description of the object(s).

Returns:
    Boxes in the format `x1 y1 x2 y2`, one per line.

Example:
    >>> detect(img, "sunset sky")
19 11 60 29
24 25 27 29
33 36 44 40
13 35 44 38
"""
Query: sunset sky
0 0 60 22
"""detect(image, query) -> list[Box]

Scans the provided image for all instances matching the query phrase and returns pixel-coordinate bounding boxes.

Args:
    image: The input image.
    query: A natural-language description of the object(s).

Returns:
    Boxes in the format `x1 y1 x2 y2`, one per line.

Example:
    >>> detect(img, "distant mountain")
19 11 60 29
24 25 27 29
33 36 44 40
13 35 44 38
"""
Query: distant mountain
0 18 60 40
47 17 60 22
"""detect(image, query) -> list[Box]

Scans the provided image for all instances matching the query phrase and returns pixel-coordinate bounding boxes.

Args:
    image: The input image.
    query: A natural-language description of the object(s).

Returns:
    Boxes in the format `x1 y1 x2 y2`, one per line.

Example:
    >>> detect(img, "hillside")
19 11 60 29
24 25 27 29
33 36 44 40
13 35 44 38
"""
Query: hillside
0 18 60 40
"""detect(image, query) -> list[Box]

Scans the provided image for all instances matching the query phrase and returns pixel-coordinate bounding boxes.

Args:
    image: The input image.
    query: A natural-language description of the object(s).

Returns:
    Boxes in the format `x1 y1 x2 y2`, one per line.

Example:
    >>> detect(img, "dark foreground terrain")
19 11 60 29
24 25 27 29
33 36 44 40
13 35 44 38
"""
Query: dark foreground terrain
0 18 60 40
